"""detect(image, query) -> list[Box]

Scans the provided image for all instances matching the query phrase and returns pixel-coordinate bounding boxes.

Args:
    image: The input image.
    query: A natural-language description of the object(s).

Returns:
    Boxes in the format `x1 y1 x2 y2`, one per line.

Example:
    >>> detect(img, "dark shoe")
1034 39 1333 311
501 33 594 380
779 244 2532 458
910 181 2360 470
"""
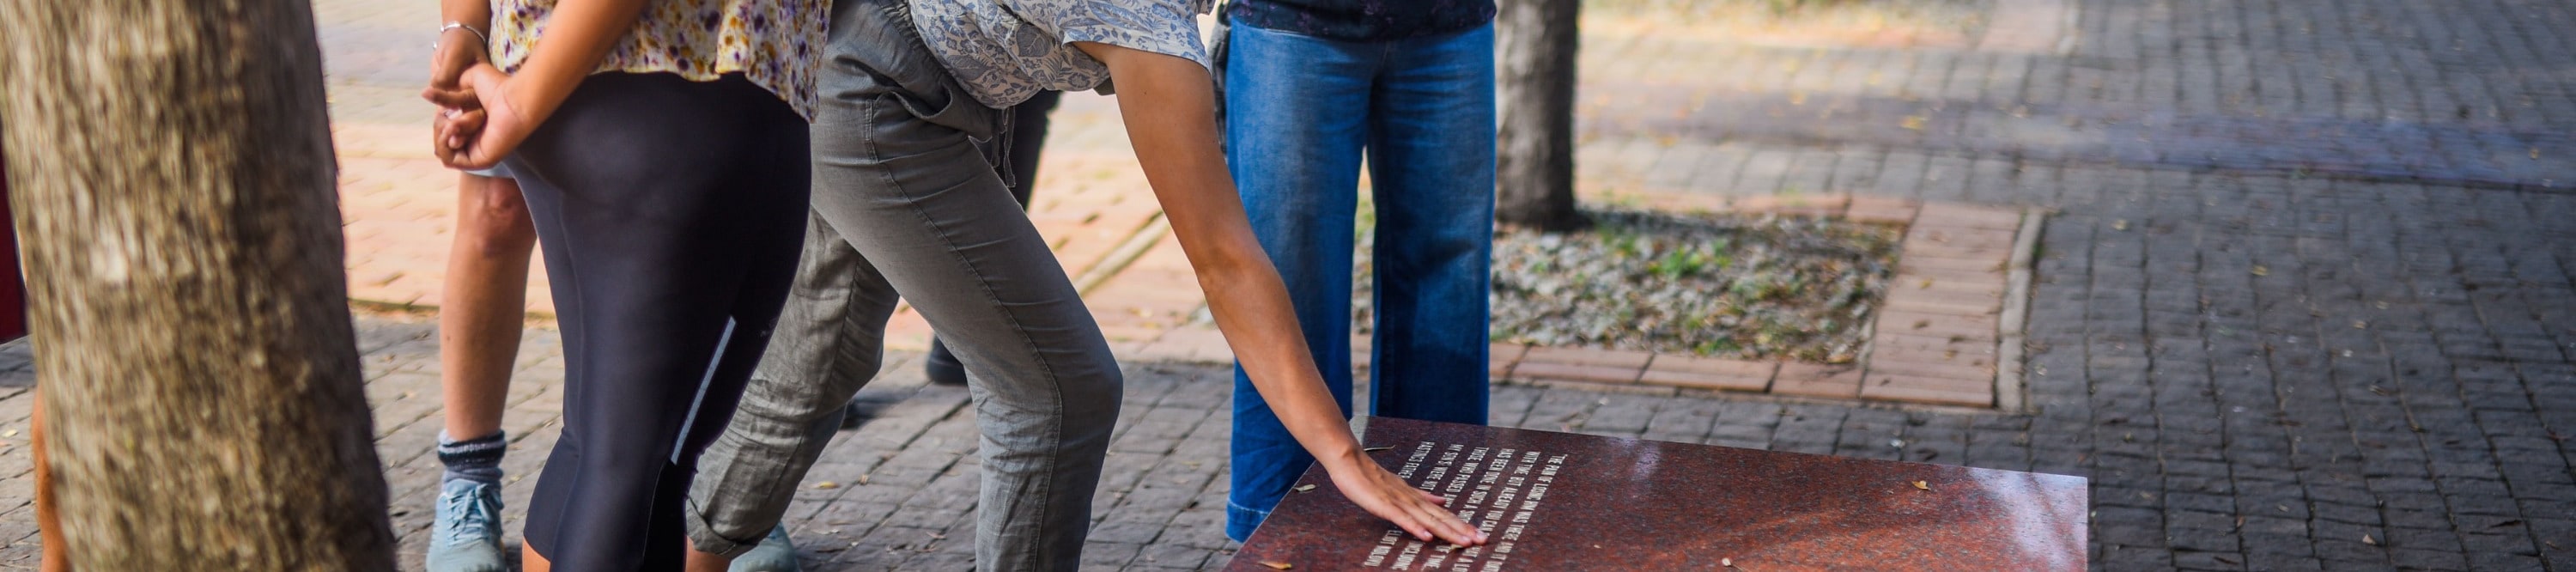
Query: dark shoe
840 398 867 429
924 338 967 386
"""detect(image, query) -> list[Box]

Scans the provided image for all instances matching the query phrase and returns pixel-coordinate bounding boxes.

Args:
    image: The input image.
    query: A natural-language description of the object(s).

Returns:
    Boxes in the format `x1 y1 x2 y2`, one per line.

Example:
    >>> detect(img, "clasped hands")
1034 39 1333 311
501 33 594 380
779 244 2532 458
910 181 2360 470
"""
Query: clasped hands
422 27 534 171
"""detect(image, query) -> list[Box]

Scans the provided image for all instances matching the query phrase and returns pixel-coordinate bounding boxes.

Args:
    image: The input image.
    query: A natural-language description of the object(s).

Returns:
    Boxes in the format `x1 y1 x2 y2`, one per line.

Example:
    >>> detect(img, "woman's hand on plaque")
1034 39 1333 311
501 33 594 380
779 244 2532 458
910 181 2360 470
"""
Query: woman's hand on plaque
1328 460 1489 546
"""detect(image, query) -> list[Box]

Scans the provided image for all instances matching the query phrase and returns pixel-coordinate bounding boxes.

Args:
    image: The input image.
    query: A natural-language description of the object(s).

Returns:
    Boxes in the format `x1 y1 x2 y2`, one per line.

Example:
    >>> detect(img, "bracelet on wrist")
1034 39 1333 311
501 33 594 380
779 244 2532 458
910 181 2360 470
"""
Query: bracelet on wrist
434 21 489 52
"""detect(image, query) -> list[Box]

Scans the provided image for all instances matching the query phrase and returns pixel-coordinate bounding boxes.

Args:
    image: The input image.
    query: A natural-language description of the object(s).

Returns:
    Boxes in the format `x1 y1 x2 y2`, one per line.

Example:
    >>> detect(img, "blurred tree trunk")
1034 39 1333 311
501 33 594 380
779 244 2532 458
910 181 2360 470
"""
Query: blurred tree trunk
1494 0 1588 232
0 0 398 569
0 149 52 572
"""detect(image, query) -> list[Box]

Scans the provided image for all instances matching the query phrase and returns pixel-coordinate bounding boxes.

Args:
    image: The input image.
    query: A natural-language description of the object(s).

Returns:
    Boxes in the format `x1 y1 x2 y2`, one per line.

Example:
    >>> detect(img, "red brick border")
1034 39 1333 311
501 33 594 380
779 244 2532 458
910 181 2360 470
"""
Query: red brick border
1473 196 2036 409
1054 189 2040 410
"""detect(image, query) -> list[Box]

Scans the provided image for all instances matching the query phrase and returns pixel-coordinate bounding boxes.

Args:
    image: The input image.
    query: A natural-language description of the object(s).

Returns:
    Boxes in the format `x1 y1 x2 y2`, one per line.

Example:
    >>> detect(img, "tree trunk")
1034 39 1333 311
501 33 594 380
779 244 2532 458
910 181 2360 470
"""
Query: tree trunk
0 0 398 569
1494 0 1588 232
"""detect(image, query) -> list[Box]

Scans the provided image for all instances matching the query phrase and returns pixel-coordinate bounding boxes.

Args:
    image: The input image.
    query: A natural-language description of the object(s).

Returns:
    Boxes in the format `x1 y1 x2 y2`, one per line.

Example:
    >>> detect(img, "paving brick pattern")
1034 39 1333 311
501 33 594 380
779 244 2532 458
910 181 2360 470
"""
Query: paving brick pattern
1566 2 2576 569
1119 192 2037 409
1575 0 2576 192
1566 0 2576 568
1860 203 2025 406
0 0 2571 569
1577 0 2576 569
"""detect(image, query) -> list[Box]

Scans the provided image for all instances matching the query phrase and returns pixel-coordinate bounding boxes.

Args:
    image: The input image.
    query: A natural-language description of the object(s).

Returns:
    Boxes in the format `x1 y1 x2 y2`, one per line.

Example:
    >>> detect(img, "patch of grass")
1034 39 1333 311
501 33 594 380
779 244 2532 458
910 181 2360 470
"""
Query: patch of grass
1352 204 1901 364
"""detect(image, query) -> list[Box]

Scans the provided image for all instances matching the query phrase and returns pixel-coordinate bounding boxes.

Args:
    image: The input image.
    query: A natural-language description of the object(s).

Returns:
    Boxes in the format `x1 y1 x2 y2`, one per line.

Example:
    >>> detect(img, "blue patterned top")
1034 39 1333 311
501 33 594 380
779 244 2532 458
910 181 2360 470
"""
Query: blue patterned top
910 0 1217 109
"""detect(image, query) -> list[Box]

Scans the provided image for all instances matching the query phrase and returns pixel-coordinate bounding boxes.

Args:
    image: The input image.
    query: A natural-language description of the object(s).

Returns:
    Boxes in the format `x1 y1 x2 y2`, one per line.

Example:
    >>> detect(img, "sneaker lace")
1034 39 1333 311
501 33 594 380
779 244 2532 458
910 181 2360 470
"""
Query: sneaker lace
439 484 498 545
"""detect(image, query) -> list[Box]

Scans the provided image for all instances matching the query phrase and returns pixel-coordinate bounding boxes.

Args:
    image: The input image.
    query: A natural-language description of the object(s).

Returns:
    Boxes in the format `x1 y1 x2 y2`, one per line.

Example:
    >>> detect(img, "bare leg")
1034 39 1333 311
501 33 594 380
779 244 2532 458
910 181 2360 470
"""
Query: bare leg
521 544 551 572
440 173 537 439
683 545 731 571
35 391 67 572
428 173 536 572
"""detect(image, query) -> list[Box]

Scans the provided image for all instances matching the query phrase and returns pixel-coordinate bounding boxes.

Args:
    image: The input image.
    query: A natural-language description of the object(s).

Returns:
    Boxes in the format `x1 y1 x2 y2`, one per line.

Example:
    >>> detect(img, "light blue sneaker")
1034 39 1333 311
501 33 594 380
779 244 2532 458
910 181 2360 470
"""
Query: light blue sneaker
425 479 507 572
729 526 799 572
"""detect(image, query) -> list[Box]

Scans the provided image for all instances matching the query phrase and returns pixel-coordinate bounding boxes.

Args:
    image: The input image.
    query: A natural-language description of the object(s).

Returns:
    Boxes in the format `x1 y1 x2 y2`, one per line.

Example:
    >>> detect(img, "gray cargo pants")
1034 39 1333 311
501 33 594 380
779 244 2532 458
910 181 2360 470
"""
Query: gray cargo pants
683 0 1122 569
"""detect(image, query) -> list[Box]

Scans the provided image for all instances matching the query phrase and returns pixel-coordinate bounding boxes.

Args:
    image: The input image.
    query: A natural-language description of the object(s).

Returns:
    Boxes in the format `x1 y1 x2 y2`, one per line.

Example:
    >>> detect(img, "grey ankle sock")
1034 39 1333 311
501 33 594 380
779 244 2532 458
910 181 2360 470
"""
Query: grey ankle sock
437 430 507 485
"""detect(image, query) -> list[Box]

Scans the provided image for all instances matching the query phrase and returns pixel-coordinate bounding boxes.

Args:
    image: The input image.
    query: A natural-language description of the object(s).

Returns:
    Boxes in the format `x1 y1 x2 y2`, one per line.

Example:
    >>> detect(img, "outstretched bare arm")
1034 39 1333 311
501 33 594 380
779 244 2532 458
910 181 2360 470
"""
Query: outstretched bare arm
1073 41 1486 546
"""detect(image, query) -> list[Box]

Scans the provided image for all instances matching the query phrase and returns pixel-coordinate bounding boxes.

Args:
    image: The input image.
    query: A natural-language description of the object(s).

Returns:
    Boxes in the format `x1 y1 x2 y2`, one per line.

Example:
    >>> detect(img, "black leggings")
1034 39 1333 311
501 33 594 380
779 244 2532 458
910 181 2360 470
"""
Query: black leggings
502 72 810 570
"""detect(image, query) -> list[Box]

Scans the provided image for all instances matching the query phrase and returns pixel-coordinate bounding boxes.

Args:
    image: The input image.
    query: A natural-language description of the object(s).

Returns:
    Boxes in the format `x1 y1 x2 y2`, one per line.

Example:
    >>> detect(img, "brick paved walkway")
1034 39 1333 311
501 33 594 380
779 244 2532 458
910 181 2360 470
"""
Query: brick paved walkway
0 0 2573 569
1568 0 2576 569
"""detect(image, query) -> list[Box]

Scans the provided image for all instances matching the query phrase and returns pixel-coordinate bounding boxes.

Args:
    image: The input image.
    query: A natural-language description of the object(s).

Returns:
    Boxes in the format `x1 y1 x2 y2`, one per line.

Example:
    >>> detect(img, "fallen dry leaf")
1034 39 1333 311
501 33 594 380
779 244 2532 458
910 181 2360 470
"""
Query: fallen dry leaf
2251 265 2270 277
1293 484 1317 493
859 474 871 485
2362 533 2378 545
1477 208 1898 374
1912 480 1931 491
1 429 15 438
1260 561 1294 570
814 481 840 490
1900 116 1927 131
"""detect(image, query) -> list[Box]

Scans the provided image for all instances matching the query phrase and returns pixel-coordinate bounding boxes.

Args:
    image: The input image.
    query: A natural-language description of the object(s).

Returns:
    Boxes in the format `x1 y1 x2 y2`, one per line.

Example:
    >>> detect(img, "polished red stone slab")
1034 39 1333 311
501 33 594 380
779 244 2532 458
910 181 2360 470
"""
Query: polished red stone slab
1228 417 2087 571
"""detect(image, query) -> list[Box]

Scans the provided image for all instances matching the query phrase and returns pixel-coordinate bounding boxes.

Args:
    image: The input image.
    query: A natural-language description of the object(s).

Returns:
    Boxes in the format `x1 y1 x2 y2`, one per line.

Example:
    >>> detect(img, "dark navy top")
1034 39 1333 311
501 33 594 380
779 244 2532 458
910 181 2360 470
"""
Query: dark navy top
1225 0 1496 41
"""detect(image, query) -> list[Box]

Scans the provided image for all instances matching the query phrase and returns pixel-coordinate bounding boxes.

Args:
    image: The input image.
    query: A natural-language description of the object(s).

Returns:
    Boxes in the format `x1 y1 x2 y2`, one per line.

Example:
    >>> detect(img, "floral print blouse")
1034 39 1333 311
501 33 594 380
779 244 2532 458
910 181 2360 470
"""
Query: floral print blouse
490 0 825 119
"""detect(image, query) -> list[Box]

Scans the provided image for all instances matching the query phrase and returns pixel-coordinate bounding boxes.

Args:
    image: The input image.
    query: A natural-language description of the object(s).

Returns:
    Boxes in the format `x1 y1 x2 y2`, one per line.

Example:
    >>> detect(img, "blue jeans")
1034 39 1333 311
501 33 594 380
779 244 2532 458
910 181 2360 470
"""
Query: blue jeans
1223 21 1497 541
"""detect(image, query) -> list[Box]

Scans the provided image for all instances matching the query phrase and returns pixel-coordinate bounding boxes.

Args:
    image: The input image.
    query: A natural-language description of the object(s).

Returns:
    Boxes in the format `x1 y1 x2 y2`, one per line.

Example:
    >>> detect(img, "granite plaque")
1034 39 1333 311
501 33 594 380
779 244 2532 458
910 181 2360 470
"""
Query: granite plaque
1229 417 2087 571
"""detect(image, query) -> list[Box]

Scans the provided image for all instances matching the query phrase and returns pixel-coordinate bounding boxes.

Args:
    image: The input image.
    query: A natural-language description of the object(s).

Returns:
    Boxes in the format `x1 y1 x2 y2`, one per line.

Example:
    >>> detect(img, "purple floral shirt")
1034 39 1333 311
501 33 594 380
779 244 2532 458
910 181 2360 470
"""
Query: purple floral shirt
491 0 827 119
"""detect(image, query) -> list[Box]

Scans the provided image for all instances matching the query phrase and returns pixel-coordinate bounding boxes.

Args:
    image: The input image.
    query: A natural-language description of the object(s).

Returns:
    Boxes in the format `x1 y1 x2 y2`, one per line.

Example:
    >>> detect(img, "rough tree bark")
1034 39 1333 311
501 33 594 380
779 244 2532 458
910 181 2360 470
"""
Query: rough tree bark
0 0 398 569
1494 0 1588 232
